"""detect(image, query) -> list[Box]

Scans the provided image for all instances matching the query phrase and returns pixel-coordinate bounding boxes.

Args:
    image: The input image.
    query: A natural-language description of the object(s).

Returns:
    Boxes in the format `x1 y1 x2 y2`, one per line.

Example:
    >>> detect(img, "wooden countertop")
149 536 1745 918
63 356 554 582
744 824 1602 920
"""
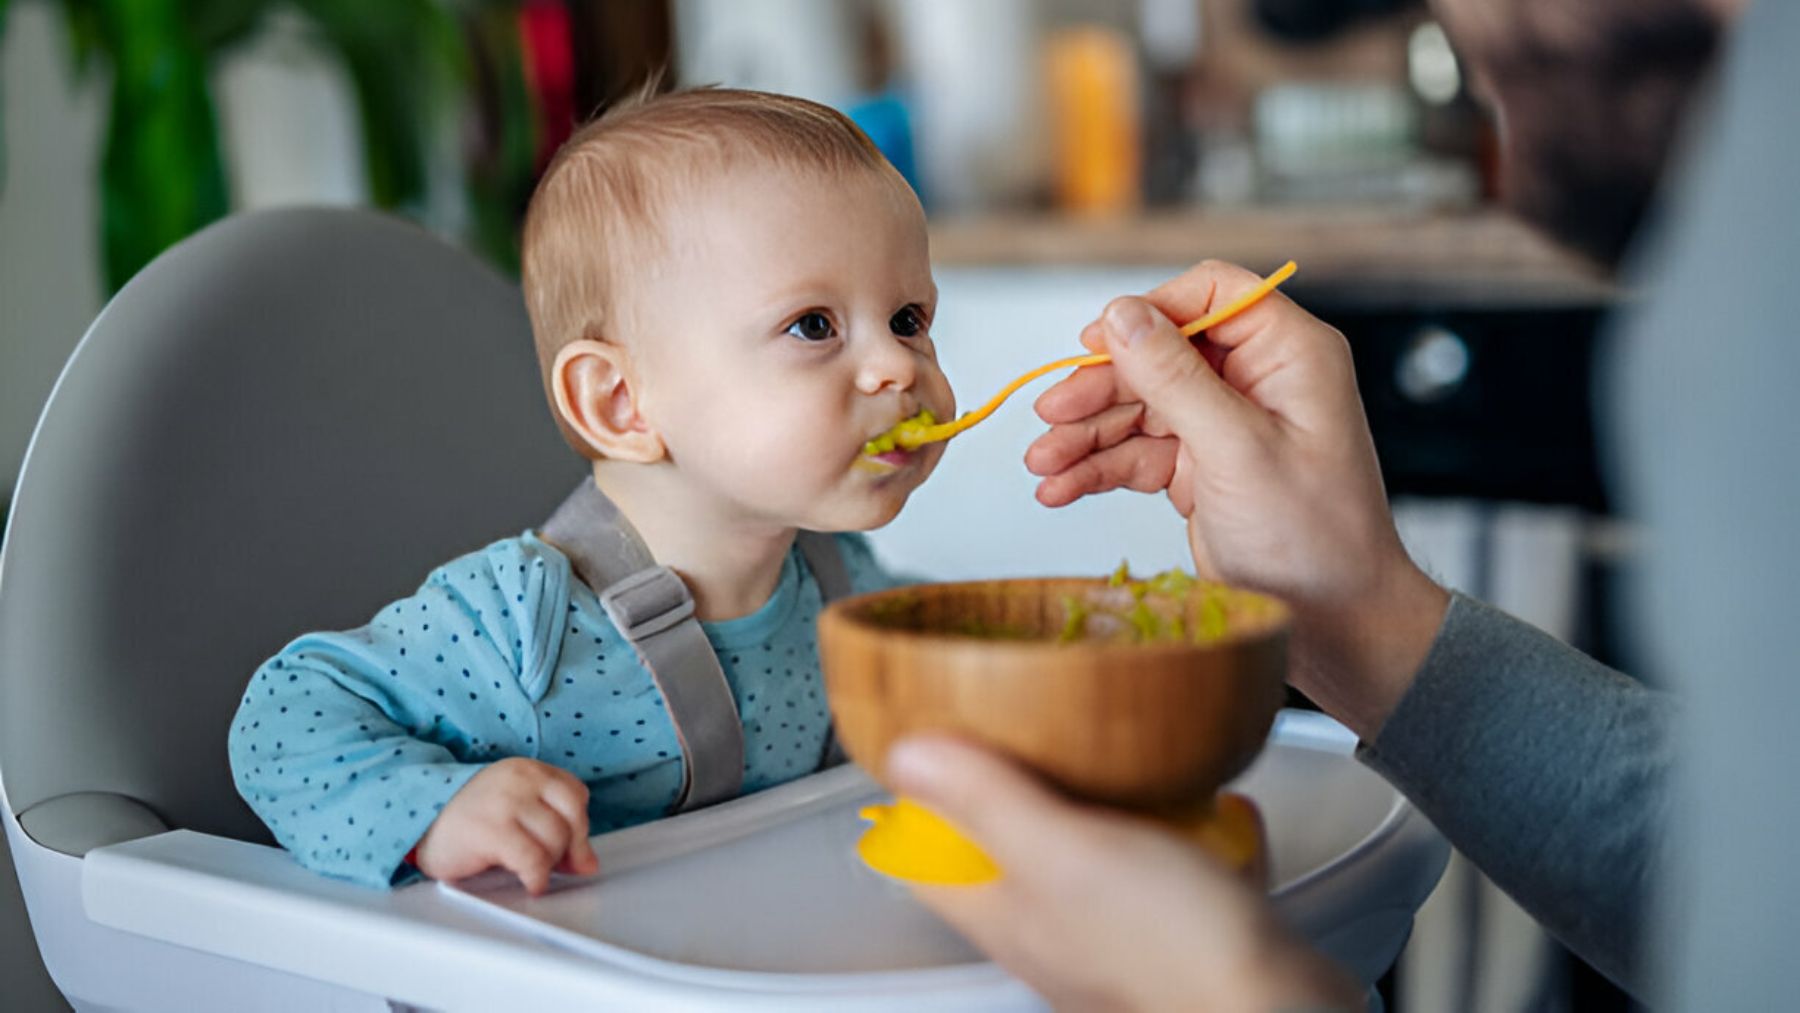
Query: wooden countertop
928 207 1620 308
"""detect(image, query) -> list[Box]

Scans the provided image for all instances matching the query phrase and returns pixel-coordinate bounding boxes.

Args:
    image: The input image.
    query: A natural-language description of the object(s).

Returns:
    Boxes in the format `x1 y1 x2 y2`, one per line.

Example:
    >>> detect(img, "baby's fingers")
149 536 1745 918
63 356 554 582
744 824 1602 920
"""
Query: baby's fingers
539 778 598 876
558 833 600 877
500 819 559 895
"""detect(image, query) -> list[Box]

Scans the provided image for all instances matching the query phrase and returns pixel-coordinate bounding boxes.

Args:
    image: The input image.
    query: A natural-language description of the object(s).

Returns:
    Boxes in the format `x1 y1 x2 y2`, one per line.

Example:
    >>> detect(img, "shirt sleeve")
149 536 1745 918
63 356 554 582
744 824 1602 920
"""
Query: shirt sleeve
227 537 569 888
1356 592 1676 996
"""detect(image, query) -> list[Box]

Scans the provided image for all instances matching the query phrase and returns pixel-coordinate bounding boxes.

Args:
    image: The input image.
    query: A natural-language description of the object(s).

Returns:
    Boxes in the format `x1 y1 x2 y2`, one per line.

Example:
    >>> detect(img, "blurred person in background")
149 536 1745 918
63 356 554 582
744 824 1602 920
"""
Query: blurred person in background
1431 0 1736 266
881 0 1785 1009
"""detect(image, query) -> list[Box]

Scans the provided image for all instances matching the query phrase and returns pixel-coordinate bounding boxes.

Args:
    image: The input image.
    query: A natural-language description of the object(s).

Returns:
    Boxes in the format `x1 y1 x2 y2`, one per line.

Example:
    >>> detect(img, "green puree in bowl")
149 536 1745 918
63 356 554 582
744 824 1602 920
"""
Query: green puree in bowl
1064 563 1233 645
868 565 1256 646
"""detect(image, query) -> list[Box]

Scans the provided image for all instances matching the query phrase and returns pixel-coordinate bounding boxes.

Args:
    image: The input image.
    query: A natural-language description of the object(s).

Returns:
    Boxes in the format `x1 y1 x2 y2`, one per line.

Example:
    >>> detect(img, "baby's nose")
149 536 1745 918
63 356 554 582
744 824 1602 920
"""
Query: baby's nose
855 333 918 394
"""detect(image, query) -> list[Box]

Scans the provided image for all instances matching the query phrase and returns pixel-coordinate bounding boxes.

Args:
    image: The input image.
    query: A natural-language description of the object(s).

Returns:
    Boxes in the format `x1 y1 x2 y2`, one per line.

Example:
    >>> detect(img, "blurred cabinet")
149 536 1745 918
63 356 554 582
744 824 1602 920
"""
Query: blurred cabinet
1308 294 1610 510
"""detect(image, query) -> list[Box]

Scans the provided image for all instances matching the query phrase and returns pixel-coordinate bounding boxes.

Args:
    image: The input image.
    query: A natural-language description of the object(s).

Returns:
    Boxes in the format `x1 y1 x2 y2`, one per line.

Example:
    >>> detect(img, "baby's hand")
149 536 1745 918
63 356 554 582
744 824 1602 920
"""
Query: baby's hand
412 757 600 893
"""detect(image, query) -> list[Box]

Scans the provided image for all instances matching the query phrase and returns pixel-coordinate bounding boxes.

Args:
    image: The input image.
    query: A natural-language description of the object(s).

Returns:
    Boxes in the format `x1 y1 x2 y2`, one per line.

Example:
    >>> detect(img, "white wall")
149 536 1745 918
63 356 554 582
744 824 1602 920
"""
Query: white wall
0 17 84 1005
0 6 104 499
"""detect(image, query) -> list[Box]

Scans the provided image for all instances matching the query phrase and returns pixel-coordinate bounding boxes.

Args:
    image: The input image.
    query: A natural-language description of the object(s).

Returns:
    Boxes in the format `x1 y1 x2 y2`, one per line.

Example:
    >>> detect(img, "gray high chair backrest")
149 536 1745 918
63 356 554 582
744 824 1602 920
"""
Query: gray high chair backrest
0 207 584 855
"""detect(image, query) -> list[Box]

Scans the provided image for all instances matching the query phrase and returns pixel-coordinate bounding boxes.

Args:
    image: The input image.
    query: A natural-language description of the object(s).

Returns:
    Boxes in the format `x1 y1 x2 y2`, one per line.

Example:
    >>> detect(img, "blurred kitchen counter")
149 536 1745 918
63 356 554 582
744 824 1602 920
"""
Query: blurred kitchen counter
928 207 1618 309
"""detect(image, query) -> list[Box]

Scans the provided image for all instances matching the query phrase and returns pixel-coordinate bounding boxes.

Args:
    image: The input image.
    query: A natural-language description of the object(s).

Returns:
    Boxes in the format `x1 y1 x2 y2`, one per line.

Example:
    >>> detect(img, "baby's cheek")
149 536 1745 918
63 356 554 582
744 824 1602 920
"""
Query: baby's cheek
923 364 957 419
914 443 950 486
723 423 840 497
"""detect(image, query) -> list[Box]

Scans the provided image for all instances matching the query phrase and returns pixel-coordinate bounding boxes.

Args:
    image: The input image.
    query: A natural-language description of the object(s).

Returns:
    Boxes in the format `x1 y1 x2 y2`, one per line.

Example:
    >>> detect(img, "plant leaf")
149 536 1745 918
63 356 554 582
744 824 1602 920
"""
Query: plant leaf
463 4 540 275
186 0 272 54
56 0 103 77
95 0 229 292
292 0 460 213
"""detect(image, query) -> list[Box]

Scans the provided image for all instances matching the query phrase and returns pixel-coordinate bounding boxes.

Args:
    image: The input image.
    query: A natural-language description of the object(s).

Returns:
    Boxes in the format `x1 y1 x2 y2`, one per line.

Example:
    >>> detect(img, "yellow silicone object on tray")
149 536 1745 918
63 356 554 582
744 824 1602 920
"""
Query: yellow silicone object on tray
857 797 1001 885
855 791 1268 887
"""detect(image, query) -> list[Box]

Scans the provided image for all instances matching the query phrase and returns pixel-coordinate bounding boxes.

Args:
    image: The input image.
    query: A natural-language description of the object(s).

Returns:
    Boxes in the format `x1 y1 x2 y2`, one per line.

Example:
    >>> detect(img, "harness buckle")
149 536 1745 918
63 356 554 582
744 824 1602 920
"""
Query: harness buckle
599 566 696 642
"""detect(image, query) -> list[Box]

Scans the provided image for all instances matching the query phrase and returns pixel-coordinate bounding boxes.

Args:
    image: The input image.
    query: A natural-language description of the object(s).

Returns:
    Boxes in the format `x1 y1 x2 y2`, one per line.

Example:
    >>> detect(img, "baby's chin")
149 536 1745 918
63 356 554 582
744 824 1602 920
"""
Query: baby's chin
805 490 911 534
807 454 941 532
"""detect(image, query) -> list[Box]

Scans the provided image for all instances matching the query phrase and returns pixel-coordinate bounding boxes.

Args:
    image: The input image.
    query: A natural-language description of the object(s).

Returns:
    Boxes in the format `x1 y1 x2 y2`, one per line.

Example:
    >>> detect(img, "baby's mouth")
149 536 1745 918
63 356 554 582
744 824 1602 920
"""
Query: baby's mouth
860 446 913 470
862 408 938 457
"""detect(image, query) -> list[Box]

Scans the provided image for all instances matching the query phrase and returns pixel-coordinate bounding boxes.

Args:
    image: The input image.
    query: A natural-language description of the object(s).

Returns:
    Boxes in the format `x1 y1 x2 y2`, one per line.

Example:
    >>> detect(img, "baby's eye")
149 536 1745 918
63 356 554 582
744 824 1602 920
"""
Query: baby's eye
890 305 928 338
786 312 837 343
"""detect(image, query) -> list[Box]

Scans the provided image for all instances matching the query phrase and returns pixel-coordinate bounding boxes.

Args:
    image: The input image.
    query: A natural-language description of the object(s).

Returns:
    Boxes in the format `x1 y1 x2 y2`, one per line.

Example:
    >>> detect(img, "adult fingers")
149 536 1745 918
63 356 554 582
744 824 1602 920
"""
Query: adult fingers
1024 402 1147 477
886 735 1101 872
1095 298 1255 449
1142 259 1290 350
1144 260 1360 436
1167 449 1197 518
1033 361 1127 425
1034 339 1230 430
1034 436 1180 508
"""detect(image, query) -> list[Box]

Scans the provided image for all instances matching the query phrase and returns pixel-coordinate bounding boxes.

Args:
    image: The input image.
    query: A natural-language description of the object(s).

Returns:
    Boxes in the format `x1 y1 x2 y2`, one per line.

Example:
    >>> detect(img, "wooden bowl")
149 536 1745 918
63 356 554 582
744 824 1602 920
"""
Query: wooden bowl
818 577 1291 811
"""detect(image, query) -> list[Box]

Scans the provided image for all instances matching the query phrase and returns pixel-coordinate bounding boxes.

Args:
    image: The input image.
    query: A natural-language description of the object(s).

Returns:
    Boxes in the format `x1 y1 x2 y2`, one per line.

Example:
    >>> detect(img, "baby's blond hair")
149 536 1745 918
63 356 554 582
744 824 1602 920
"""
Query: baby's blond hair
521 87 903 457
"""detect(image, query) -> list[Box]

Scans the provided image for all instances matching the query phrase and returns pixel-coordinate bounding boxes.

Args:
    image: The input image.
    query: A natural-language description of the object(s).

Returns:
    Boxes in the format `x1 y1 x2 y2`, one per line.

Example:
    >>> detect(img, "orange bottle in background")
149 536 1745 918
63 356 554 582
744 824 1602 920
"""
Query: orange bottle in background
1046 26 1143 215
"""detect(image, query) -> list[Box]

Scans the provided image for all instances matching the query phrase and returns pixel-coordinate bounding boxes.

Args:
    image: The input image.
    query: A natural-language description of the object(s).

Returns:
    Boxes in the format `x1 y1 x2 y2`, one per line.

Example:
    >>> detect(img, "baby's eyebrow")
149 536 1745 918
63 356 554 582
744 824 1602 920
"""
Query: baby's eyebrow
754 292 828 326
904 281 939 311
758 280 838 314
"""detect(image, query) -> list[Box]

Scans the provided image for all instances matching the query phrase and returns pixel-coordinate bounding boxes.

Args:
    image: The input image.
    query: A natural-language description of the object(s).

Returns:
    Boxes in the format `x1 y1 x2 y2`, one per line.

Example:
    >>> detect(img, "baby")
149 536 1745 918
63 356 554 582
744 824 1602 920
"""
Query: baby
228 88 954 891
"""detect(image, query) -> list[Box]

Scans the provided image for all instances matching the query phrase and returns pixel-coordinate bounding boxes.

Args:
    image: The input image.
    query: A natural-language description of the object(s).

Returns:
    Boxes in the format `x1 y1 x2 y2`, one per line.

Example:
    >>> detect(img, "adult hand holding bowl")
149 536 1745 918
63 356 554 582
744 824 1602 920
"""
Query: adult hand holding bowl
816 571 1290 884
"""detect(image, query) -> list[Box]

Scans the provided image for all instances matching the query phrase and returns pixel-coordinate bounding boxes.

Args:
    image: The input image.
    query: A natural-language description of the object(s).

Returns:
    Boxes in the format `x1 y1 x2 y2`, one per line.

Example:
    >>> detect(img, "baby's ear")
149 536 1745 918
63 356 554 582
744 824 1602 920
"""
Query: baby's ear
550 339 666 463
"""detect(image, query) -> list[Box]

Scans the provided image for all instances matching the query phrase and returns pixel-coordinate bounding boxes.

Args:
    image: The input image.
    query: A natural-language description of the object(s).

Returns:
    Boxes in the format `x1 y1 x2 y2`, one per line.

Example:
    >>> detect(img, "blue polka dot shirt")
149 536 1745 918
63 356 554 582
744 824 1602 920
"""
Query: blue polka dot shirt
227 530 901 889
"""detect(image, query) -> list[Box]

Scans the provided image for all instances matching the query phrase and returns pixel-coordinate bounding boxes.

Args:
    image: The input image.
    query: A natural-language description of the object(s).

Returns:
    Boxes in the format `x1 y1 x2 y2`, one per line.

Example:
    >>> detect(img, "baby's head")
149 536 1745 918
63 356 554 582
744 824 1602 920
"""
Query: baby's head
522 88 953 534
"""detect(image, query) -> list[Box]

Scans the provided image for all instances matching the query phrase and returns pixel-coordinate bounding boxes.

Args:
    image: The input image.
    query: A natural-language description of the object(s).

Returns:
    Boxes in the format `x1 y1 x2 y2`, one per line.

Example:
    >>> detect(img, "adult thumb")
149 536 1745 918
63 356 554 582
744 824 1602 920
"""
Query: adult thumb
1099 296 1247 441
887 735 1085 864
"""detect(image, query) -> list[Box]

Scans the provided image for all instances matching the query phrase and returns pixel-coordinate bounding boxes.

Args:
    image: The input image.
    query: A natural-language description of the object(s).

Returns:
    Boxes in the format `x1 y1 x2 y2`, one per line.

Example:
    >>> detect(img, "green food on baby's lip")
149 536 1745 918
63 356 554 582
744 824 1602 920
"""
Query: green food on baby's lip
863 409 938 456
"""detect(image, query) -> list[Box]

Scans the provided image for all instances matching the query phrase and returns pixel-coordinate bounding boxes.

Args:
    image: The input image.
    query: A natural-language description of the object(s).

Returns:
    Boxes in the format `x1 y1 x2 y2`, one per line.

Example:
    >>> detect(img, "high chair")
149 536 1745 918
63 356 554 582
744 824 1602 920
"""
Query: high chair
0 208 1446 1010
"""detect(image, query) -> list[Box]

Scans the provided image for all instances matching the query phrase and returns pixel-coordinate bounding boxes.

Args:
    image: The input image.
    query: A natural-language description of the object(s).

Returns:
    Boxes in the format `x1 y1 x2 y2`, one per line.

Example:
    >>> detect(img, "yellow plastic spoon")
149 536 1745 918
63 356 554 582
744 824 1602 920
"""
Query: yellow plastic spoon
867 260 1298 454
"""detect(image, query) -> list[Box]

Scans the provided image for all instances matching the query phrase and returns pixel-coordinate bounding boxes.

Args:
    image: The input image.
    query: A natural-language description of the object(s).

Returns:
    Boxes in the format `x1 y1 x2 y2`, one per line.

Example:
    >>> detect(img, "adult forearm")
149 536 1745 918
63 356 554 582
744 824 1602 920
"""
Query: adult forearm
1357 592 1675 997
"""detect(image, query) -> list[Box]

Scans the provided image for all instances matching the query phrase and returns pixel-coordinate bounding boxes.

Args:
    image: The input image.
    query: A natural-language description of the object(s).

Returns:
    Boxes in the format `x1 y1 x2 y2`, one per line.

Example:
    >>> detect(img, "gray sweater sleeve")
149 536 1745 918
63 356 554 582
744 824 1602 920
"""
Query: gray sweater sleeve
1356 592 1675 997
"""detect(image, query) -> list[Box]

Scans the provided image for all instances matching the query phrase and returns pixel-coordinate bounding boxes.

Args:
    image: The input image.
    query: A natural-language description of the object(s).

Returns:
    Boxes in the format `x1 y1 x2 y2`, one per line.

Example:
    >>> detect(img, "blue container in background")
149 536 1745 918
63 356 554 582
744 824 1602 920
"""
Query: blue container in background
846 91 923 201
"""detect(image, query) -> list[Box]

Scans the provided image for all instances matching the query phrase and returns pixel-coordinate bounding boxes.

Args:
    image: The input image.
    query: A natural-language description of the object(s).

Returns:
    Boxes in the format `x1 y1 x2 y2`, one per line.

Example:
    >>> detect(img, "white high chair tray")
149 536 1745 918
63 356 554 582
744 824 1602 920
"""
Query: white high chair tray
438 709 1441 992
79 711 1441 1011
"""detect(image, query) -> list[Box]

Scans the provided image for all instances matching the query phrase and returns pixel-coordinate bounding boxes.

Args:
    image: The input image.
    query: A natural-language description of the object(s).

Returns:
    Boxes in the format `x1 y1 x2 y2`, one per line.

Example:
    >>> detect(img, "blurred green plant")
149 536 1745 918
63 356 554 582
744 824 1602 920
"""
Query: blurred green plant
465 3 540 276
0 0 542 292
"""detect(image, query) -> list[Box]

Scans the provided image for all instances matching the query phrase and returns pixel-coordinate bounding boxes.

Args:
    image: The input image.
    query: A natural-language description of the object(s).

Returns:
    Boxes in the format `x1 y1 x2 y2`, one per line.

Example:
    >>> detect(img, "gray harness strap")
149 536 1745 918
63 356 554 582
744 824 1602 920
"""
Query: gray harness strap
795 532 851 604
796 532 852 769
539 480 852 810
540 480 742 812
